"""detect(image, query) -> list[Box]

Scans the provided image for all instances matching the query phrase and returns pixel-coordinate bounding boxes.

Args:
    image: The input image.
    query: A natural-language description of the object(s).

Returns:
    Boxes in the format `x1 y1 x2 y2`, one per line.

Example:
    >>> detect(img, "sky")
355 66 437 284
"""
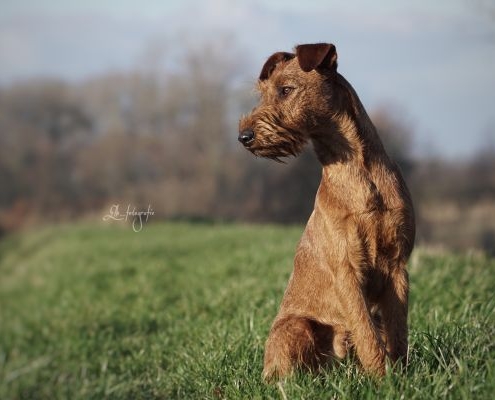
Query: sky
1 0 494 158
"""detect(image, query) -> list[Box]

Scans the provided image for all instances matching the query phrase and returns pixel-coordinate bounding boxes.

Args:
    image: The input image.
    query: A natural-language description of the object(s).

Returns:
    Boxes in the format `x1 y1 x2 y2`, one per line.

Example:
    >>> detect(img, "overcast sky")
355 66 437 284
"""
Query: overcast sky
1 0 494 158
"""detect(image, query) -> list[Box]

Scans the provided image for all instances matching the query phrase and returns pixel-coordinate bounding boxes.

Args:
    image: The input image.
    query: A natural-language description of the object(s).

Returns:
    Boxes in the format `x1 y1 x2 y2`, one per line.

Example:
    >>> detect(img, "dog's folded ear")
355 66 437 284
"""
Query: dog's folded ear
259 52 295 80
295 43 338 73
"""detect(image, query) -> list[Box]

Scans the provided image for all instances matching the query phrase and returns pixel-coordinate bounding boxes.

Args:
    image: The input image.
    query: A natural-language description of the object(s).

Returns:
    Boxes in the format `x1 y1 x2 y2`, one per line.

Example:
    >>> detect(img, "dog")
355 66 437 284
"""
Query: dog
238 43 415 381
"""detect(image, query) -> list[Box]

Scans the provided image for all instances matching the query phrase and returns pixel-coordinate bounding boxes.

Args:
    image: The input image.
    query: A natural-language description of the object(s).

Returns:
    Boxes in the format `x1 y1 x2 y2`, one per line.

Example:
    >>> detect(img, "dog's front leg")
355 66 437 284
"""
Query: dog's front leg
379 267 409 366
336 268 387 375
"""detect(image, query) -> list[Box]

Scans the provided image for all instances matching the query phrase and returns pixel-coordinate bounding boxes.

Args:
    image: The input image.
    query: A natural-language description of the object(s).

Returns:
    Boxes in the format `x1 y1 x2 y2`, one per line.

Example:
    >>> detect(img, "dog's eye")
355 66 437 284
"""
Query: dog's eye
279 86 294 97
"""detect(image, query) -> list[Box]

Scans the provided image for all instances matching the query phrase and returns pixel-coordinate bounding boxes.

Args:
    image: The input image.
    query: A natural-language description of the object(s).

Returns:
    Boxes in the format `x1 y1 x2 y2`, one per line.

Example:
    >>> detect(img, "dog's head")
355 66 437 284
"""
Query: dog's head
238 43 339 161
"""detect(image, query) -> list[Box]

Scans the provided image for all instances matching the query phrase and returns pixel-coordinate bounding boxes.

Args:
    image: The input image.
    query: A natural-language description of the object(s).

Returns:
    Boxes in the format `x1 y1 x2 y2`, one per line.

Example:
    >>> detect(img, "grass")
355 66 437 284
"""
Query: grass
0 222 494 399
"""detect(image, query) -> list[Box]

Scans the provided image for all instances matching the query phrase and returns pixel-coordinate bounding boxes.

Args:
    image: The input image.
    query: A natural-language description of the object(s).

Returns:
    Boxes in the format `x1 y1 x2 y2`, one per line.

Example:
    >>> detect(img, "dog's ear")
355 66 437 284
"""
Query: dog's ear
295 43 338 73
259 52 295 80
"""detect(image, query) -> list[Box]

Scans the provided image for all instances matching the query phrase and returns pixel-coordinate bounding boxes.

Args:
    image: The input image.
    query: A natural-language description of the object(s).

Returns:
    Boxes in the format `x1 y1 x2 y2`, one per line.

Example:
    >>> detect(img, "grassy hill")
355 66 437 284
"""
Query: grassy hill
0 222 494 399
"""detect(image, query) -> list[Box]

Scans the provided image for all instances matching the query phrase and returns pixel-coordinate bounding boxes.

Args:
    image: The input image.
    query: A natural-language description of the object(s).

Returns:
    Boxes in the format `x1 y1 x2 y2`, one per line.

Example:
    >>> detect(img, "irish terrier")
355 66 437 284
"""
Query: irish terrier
238 43 415 381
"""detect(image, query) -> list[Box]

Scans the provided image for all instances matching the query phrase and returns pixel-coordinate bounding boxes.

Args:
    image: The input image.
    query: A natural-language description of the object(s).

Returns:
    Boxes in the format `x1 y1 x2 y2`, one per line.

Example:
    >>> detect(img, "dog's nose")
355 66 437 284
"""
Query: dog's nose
238 129 255 145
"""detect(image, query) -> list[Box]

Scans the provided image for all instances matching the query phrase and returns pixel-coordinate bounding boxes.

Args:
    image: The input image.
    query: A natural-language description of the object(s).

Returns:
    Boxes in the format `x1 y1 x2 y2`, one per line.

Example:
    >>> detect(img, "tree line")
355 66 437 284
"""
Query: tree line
0 44 494 255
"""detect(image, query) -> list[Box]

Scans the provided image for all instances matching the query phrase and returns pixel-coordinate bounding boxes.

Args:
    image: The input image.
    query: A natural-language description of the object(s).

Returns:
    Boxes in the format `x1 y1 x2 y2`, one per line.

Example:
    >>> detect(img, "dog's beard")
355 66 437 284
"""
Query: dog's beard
248 128 308 162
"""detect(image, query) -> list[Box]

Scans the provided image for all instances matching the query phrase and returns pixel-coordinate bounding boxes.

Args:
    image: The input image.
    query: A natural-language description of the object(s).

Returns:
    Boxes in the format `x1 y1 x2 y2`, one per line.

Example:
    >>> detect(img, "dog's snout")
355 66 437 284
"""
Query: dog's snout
238 129 255 146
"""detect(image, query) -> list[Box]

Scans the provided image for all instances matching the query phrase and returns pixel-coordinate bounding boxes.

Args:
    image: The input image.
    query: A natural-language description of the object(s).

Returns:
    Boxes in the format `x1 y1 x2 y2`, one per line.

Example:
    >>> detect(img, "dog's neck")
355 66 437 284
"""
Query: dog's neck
311 73 389 169
310 74 403 214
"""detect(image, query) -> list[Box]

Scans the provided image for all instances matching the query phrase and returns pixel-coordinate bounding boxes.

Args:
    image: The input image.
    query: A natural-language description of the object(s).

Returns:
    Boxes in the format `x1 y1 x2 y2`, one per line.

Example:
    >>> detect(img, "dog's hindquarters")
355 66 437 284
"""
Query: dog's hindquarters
263 315 348 381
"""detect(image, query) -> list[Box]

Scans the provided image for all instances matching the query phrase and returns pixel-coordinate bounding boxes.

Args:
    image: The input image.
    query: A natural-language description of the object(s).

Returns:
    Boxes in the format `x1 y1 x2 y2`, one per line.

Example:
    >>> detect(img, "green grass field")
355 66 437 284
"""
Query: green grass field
0 222 494 399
